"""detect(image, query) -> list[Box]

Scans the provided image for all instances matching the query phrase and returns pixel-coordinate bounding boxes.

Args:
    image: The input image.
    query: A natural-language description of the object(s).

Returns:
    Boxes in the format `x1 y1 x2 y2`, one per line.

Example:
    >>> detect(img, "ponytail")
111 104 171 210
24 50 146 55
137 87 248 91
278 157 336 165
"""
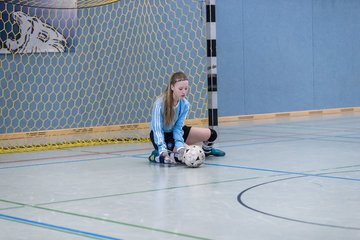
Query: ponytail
163 71 187 127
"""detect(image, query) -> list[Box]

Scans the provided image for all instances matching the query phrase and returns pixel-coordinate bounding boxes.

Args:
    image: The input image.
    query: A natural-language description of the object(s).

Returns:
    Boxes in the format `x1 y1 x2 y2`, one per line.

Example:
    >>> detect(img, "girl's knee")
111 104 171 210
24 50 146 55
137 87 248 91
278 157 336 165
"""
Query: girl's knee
208 128 217 142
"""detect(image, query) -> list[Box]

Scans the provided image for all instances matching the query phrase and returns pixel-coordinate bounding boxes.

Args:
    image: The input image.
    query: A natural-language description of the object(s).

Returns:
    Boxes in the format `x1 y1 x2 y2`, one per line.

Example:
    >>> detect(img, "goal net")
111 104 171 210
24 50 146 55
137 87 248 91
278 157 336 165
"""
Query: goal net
0 0 208 153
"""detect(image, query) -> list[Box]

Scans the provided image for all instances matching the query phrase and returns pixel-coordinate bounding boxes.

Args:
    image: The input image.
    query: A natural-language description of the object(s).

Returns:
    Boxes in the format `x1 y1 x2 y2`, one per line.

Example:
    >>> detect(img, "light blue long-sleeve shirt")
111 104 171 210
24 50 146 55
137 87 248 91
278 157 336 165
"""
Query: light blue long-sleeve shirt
150 96 190 154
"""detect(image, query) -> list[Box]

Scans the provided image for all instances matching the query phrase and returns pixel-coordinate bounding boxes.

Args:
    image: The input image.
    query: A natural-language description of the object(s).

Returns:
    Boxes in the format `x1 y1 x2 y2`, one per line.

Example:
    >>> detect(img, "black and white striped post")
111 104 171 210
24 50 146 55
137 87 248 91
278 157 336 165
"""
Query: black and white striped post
206 0 218 128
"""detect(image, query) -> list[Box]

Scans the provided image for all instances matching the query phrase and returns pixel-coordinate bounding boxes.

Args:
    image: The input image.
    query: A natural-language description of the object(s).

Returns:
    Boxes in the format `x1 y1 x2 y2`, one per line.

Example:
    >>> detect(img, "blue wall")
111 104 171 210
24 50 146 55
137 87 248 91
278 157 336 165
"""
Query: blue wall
1 0 360 135
217 0 360 116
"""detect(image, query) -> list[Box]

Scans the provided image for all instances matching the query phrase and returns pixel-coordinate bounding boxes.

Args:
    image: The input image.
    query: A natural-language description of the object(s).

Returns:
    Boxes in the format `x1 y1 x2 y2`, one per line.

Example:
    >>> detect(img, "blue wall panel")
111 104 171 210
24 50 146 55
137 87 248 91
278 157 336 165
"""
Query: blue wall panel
217 0 245 116
313 0 360 108
243 0 313 114
217 0 360 117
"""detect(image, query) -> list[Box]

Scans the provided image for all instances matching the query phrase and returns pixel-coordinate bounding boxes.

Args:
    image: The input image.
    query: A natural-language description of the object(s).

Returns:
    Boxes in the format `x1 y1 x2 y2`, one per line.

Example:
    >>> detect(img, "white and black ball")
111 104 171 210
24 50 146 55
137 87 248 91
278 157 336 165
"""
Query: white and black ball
183 145 205 168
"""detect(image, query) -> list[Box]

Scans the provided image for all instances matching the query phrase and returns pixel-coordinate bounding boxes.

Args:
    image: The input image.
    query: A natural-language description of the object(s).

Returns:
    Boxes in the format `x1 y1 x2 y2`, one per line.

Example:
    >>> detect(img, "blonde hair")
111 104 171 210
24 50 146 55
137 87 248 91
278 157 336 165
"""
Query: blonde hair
163 71 188 128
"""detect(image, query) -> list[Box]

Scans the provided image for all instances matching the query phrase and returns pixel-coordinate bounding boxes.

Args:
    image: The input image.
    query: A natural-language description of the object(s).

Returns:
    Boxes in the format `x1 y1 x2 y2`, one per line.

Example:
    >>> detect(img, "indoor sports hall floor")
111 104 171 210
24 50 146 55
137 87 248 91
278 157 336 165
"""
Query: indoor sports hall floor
1 112 359 240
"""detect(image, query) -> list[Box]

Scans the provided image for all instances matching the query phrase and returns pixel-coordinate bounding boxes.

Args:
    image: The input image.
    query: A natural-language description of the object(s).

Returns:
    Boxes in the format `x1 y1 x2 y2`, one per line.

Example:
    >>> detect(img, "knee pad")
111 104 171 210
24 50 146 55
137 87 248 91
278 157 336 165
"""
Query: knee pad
208 129 217 142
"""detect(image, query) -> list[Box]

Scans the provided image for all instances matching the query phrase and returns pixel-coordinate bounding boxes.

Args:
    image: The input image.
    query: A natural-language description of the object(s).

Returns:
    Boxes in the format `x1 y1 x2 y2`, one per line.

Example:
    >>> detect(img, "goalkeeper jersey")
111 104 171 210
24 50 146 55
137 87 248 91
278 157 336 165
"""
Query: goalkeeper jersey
150 96 190 154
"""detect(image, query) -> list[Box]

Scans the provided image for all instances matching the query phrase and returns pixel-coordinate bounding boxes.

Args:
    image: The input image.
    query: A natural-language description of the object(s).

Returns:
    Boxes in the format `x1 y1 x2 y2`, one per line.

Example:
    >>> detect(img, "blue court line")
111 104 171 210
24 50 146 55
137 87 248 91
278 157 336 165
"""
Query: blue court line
205 163 360 182
0 213 122 240
0 155 122 171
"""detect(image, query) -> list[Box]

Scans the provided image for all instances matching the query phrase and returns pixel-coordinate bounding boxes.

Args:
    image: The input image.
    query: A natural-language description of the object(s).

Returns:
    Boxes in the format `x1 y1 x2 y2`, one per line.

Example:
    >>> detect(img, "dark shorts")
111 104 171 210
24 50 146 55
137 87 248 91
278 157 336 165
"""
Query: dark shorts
150 125 191 151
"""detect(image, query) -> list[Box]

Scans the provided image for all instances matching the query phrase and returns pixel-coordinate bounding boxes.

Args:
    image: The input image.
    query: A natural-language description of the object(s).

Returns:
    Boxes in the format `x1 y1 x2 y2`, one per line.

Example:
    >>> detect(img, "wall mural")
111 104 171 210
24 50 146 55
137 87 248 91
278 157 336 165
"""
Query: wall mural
0 1 76 54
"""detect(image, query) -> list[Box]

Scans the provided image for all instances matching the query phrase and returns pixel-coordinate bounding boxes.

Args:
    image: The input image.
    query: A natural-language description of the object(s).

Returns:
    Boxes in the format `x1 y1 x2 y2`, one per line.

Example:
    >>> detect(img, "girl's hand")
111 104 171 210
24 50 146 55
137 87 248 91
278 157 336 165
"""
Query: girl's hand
177 144 189 163
160 151 176 164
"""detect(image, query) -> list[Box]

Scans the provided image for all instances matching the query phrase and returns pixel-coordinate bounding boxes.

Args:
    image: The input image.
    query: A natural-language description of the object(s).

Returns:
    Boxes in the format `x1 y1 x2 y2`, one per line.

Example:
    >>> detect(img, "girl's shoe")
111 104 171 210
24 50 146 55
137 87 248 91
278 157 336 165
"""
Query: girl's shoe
148 150 158 162
205 148 225 157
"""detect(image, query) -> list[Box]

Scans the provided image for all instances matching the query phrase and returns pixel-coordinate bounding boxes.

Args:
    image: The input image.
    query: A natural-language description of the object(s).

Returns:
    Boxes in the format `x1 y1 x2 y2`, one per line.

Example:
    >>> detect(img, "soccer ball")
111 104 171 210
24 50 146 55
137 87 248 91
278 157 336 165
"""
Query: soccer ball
183 145 205 168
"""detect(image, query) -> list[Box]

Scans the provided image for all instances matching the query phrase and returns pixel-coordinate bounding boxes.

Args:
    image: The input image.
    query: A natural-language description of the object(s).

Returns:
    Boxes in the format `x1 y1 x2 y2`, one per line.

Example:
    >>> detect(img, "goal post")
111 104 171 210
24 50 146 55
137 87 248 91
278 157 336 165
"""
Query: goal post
0 0 211 153
206 0 218 128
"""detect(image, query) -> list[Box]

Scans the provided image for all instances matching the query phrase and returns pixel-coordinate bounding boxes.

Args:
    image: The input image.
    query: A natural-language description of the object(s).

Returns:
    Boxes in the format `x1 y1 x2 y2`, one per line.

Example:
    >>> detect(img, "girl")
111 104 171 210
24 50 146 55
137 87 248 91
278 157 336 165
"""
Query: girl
149 71 225 163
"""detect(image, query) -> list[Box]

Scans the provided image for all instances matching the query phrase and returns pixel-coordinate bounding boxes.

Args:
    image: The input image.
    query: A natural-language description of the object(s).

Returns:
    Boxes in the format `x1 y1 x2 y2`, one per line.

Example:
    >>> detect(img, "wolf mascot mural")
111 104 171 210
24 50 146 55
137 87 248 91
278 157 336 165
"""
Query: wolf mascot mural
0 11 66 54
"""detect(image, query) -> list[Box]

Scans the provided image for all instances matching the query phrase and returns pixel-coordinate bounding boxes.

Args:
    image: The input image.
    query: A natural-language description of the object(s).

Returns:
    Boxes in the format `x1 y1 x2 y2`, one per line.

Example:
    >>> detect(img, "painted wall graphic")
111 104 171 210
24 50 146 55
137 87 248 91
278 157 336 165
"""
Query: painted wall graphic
0 1 77 53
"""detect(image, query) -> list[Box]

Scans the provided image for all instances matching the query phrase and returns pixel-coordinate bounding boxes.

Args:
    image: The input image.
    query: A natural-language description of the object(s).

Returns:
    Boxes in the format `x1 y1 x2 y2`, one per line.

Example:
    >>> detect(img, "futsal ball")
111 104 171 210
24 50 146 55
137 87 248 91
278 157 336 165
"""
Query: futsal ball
183 145 205 168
